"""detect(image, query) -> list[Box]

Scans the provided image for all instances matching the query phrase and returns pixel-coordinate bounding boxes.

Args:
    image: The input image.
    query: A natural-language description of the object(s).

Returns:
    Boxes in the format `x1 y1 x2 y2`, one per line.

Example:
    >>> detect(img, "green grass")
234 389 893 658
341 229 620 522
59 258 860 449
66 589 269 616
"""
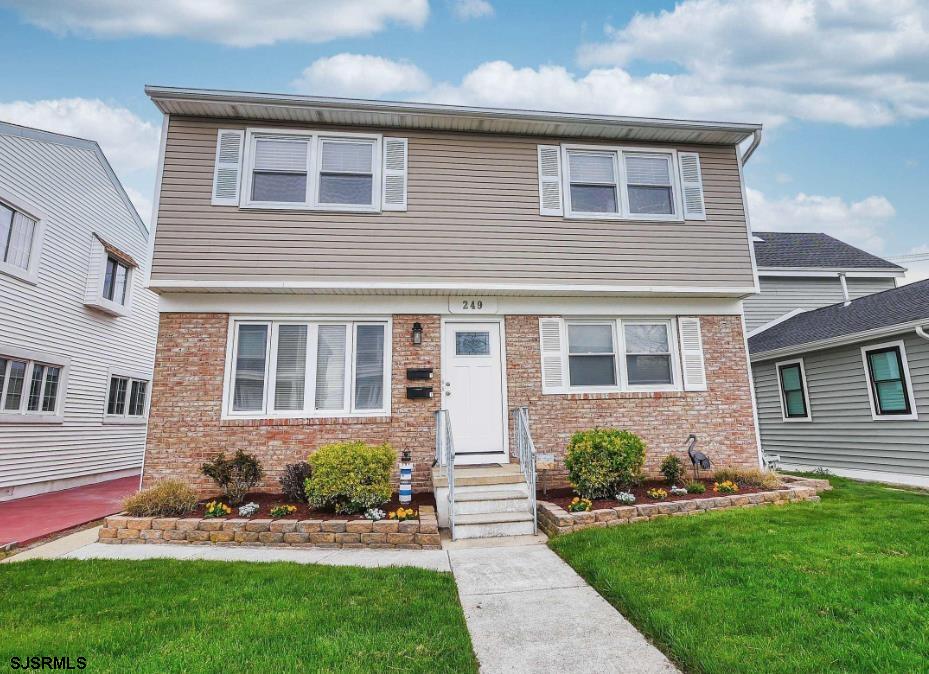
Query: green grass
550 478 929 673
0 559 476 673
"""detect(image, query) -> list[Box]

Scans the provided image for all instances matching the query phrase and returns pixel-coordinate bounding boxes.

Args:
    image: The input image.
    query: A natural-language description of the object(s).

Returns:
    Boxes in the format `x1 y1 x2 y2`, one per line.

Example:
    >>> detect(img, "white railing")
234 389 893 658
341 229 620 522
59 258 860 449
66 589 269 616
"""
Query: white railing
513 406 538 534
435 409 455 539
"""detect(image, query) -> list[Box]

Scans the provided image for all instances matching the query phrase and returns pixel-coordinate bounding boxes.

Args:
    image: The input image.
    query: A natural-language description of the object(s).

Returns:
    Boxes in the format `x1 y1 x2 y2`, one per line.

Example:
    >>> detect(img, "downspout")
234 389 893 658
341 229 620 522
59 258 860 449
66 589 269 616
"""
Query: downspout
839 273 851 306
741 129 763 165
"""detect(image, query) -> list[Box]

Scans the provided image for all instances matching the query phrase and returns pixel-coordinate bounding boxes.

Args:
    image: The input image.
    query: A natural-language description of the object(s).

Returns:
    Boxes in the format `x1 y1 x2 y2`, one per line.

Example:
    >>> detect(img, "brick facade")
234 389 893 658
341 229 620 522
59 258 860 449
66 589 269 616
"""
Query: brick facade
143 312 758 496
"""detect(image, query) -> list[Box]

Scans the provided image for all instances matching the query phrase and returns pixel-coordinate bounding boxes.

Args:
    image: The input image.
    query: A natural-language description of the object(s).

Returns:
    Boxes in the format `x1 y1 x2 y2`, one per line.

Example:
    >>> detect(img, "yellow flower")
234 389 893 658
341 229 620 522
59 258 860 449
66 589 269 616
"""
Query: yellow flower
388 511 396 519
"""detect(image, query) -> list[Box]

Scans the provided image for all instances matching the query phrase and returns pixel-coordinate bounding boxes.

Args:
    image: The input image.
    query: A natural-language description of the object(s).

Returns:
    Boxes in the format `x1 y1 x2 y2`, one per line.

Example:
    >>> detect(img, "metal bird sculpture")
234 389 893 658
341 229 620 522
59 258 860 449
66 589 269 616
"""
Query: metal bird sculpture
686 434 711 480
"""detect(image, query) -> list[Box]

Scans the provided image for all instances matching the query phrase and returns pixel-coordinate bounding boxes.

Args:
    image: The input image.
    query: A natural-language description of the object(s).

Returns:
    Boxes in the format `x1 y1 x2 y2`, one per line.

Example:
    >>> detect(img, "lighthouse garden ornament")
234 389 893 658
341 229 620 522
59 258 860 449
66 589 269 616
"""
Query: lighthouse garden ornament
399 449 413 504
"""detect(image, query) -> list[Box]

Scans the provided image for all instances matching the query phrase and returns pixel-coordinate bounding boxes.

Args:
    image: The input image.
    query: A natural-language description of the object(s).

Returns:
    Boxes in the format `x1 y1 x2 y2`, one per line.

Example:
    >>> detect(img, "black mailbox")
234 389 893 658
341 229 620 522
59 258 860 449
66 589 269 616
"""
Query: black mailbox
406 367 434 381
406 386 433 399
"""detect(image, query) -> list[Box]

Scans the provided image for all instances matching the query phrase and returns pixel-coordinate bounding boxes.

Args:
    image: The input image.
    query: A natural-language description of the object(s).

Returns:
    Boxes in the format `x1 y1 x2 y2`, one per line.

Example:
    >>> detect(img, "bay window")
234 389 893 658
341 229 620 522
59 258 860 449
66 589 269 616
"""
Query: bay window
226 319 391 418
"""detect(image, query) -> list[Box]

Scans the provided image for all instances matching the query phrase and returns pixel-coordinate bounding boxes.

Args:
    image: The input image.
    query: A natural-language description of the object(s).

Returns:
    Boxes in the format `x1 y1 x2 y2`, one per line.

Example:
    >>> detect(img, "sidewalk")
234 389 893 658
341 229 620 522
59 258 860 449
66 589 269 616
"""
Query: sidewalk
0 476 138 548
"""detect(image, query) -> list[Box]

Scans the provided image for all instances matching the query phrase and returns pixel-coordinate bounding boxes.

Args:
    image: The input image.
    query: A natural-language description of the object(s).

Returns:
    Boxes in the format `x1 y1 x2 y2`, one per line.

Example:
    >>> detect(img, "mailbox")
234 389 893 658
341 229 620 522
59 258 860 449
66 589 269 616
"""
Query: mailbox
406 386 434 399
406 367 434 381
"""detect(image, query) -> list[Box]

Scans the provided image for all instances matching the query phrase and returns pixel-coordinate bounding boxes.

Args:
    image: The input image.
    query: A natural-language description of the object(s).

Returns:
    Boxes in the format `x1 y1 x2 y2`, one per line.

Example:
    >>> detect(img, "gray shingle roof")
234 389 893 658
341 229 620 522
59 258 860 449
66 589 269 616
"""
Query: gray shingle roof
752 231 902 270
749 279 929 356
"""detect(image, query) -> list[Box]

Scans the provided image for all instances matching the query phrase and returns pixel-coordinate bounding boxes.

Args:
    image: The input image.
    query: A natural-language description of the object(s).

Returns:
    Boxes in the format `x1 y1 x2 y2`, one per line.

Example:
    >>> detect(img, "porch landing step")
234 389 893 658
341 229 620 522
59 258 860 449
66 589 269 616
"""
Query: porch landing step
453 511 536 539
432 464 523 489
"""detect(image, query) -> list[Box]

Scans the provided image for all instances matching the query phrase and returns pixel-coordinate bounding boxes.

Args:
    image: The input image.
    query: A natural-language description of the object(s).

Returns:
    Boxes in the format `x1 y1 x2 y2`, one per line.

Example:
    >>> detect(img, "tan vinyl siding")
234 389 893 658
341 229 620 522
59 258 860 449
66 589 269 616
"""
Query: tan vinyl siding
753 333 929 477
152 116 755 288
744 276 897 332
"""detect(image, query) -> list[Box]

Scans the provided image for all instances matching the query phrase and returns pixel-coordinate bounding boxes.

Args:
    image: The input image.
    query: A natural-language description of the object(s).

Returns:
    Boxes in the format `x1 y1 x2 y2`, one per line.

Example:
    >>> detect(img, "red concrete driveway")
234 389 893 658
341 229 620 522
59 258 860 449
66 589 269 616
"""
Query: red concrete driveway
0 476 139 547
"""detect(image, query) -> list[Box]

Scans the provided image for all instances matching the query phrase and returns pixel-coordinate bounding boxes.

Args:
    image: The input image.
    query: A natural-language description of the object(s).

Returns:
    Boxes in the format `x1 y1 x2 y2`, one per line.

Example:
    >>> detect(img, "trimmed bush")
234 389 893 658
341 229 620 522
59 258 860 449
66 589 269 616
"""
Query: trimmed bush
123 480 198 517
564 428 646 499
713 468 782 490
201 450 264 505
659 455 686 486
305 441 395 515
279 462 312 503
685 481 706 494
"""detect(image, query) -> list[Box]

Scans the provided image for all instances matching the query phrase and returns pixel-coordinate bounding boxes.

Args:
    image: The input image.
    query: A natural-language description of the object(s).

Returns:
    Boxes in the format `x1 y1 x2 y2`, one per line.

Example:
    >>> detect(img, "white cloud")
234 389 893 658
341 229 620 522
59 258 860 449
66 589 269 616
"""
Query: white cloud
578 0 929 127
4 0 429 47
891 245 929 285
451 0 494 20
293 54 431 98
746 188 895 253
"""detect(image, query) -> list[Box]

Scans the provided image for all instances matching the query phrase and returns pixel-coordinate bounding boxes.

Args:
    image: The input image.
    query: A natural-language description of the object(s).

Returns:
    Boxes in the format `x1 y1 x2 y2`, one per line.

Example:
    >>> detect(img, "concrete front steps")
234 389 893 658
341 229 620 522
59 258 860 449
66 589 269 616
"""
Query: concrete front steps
433 464 536 539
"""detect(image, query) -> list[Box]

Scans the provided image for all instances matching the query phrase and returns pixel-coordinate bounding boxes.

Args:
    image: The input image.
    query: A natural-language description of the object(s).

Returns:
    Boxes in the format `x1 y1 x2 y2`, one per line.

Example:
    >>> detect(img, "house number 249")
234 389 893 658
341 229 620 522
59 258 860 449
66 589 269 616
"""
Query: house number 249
462 300 483 310
448 297 497 314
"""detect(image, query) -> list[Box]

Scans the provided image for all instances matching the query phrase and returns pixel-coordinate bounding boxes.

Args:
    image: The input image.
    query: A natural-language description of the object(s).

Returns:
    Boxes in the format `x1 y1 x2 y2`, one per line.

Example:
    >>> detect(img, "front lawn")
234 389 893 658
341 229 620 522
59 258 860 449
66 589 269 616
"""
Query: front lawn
0 559 476 673
550 477 929 673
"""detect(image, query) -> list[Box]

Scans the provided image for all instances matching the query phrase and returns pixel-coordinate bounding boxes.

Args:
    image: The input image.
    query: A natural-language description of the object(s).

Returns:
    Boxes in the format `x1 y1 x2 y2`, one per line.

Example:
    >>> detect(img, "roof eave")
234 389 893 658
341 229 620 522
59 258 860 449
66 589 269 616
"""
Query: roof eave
750 318 929 362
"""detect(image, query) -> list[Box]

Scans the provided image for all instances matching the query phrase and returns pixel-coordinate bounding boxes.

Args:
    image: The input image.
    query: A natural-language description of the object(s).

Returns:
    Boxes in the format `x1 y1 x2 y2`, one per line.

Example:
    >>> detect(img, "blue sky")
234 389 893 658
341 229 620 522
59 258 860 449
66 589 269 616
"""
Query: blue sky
1 0 927 278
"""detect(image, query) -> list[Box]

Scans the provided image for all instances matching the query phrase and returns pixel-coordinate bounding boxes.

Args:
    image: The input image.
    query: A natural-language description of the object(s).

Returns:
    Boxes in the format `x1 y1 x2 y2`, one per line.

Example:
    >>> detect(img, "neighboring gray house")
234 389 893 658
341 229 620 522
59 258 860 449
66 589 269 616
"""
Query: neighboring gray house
0 122 158 501
749 279 929 488
744 231 904 334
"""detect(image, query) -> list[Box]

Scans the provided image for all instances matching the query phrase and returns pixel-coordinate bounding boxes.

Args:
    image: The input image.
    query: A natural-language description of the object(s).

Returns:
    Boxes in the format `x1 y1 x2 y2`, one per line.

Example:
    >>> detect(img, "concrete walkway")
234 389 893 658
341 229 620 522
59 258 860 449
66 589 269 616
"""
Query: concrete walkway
449 542 679 673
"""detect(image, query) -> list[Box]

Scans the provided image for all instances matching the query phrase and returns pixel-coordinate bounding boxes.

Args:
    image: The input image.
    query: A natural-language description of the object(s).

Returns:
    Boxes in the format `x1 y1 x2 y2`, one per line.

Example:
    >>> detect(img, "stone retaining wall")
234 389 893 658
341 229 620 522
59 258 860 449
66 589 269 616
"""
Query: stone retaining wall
98 506 441 550
538 478 830 537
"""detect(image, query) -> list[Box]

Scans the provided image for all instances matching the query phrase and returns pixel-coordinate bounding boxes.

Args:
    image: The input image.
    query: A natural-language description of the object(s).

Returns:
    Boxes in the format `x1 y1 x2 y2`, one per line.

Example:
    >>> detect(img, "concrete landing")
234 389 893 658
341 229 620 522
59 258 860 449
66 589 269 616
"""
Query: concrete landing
448 543 679 674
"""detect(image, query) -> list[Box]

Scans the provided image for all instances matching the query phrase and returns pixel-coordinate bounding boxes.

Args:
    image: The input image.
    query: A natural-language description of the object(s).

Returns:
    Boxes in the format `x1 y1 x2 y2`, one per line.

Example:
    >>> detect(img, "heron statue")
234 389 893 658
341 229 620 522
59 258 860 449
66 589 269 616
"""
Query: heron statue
686 434 711 481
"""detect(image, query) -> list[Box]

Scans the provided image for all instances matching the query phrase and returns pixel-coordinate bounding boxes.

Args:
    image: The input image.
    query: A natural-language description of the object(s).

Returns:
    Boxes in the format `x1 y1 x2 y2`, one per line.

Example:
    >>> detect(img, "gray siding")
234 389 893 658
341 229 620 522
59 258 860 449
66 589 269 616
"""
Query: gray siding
151 116 755 289
753 332 929 477
744 276 896 332
0 131 158 499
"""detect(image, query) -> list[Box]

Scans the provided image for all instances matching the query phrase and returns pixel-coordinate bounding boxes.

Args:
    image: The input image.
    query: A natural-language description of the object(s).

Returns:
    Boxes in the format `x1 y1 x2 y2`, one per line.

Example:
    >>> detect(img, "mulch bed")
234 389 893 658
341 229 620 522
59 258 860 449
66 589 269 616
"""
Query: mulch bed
189 491 436 520
540 478 766 510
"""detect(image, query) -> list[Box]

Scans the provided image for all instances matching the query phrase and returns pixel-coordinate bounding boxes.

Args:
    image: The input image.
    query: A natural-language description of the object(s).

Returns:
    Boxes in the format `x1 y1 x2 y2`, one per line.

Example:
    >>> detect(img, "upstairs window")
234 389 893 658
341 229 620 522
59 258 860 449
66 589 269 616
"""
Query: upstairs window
103 256 130 305
862 342 916 420
242 131 380 211
624 153 674 216
0 191 44 284
84 235 136 316
567 151 619 215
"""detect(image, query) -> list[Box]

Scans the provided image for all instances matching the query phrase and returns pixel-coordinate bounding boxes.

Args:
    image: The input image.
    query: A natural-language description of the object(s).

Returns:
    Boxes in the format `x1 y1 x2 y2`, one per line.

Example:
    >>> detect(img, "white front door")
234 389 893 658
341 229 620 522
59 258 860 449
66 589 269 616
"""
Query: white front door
442 321 507 464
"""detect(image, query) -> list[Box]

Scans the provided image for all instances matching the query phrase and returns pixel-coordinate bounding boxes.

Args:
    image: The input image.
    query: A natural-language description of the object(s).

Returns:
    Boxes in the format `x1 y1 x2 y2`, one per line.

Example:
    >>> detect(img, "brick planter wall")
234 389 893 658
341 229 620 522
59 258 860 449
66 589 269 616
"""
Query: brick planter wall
98 506 441 549
538 477 830 537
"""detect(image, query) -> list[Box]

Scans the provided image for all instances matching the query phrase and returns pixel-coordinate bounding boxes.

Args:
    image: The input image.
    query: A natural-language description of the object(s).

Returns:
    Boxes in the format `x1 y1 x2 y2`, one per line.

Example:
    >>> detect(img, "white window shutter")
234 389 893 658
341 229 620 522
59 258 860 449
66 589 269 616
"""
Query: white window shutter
678 152 706 220
678 317 707 391
537 145 564 216
211 129 245 206
539 317 566 393
382 137 408 211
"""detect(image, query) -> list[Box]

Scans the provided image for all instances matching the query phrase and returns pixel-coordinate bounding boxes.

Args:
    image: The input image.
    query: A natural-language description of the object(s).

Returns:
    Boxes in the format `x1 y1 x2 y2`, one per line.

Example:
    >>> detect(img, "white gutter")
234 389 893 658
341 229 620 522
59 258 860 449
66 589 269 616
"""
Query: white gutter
741 129 763 164
916 326 929 342
751 318 929 362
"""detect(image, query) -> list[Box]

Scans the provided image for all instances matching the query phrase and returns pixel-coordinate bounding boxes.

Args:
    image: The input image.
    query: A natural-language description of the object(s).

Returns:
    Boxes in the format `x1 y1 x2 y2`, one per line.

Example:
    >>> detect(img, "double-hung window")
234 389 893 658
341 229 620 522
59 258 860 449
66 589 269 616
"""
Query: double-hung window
0 349 66 421
567 323 617 387
243 130 379 211
776 359 810 421
0 190 43 283
106 374 149 420
623 321 674 387
227 319 391 418
862 342 917 420
563 146 682 220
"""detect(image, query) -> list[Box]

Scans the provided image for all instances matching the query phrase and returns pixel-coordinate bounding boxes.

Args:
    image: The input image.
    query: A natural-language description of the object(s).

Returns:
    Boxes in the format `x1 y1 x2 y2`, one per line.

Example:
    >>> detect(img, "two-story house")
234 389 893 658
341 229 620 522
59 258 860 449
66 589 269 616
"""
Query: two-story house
142 86 763 537
0 122 158 501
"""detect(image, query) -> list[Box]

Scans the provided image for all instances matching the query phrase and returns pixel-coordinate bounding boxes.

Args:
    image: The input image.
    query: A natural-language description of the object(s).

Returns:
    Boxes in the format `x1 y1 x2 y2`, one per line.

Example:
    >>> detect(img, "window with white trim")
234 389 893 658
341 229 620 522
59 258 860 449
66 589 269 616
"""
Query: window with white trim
106 375 148 419
0 355 63 418
226 319 391 418
563 146 683 220
102 255 130 305
623 321 674 386
85 235 136 316
567 323 617 387
243 131 379 211
862 342 916 419
0 193 43 283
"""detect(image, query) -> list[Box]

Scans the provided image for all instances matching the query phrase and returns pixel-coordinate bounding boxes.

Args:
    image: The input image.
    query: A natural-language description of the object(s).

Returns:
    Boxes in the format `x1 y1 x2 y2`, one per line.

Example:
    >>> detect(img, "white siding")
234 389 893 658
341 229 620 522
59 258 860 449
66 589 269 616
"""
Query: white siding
753 332 929 477
744 276 896 332
0 131 158 500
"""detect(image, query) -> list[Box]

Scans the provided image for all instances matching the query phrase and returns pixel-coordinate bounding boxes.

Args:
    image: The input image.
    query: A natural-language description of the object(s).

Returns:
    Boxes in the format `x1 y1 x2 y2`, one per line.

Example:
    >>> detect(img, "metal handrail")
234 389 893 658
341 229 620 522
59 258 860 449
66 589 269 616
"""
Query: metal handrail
435 409 455 539
513 406 538 534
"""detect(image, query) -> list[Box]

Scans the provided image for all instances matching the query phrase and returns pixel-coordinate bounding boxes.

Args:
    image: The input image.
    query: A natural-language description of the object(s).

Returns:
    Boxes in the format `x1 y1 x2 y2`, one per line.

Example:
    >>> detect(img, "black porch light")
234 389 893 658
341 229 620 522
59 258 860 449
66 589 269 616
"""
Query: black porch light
411 322 423 345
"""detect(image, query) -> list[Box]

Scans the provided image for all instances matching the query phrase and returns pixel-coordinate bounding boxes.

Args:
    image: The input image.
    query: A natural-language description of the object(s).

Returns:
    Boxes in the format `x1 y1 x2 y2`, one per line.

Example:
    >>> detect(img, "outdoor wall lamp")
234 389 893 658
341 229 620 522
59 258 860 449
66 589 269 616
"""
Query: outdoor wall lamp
411 322 423 345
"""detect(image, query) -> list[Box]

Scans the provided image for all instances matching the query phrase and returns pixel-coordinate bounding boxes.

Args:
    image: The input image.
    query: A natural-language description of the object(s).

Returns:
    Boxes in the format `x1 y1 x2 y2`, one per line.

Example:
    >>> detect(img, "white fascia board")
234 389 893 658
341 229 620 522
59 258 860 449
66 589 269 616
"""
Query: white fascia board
757 268 904 278
746 307 808 338
750 319 929 362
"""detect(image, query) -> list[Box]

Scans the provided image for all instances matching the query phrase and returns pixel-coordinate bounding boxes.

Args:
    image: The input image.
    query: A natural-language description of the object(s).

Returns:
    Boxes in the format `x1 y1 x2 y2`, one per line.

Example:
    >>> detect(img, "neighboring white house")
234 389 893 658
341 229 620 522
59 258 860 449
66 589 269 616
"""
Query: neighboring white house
0 121 158 501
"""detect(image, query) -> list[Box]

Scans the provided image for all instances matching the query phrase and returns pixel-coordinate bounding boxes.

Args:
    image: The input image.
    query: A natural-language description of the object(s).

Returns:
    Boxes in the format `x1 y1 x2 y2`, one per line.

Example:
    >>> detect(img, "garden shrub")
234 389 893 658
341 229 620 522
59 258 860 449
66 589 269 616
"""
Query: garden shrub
564 428 646 499
305 441 395 514
713 468 782 490
279 462 312 503
123 480 198 517
685 481 706 494
659 454 686 486
200 450 264 505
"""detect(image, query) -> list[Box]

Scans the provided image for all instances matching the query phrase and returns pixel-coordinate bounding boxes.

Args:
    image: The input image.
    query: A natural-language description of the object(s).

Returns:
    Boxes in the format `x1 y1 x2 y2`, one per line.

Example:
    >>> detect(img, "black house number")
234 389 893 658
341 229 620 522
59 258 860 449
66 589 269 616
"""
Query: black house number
462 300 483 310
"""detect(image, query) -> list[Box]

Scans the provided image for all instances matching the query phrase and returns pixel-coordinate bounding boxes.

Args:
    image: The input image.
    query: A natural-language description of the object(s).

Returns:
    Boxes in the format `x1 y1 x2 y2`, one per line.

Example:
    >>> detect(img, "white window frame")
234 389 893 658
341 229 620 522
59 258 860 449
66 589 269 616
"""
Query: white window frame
860 340 918 421
222 316 392 420
0 345 68 424
561 144 684 221
104 369 150 424
240 128 382 213
0 186 45 285
559 317 683 393
775 357 812 422
620 319 681 392
85 234 136 317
